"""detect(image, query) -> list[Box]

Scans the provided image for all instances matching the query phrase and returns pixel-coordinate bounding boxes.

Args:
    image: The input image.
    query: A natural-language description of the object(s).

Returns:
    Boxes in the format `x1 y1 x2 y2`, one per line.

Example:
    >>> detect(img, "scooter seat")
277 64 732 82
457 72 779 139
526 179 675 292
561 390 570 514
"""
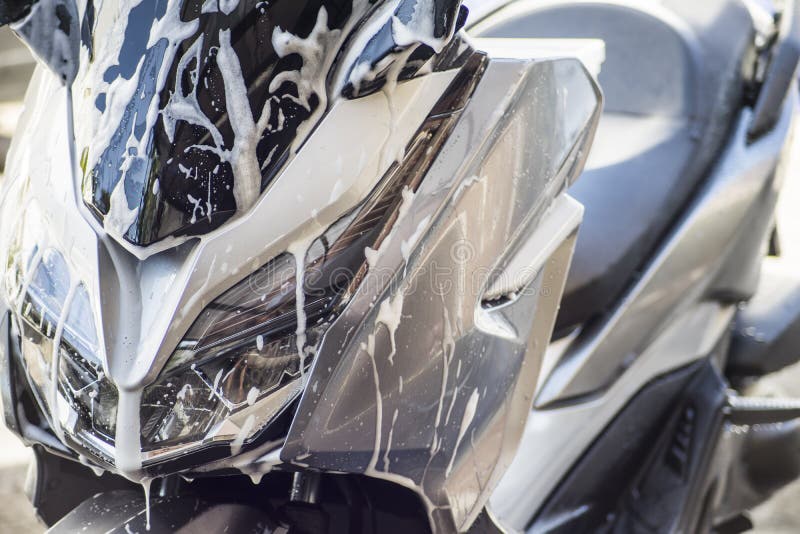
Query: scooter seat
476 0 756 333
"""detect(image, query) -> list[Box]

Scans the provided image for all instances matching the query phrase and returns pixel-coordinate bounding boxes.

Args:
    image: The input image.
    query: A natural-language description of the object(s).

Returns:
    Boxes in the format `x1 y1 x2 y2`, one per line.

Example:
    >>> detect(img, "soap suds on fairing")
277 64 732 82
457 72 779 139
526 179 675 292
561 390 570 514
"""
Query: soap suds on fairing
160 6 343 220
231 414 256 455
114 388 144 480
392 0 451 53
142 477 153 531
91 1 198 240
287 227 322 384
247 386 259 406
446 389 479 477
271 8 341 113
201 0 240 15
362 333 384 473
364 186 417 269
401 216 430 263
215 29 277 214
383 408 400 471
375 291 405 365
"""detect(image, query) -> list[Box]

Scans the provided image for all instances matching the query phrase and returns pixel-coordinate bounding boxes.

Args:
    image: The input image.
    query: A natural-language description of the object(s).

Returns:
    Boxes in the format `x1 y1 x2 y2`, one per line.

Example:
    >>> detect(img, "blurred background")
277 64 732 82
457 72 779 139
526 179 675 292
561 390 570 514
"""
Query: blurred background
1 24 800 534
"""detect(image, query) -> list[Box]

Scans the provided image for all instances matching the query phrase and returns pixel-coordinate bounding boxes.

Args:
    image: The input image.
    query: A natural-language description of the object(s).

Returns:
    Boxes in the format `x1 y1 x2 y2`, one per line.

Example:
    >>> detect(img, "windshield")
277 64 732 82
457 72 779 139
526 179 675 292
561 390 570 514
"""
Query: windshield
73 0 463 249
75 0 358 247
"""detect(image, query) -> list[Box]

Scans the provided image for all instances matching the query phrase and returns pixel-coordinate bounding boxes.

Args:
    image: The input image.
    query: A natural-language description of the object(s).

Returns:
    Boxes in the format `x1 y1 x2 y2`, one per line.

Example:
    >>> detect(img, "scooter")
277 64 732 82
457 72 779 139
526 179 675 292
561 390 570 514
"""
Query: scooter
0 0 798 532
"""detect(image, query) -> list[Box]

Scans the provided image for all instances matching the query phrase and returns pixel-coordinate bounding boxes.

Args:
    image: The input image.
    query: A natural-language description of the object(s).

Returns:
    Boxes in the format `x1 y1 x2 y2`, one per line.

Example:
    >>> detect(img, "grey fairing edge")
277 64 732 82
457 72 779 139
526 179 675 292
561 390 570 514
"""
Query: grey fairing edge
280 56 601 532
536 87 798 406
486 89 797 532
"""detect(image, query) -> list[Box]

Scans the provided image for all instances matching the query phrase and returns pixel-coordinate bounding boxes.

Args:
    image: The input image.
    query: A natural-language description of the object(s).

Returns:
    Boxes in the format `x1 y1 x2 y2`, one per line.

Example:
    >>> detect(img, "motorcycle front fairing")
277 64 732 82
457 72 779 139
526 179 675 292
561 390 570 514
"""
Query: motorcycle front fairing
0 0 602 531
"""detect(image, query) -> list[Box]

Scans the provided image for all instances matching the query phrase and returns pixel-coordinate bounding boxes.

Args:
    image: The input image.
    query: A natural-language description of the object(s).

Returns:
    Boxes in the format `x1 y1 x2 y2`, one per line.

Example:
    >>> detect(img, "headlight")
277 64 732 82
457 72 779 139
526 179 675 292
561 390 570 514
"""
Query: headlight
5 162 411 470
8 219 365 466
7 242 118 456
57 284 118 444
14 248 72 424
135 169 413 464
139 250 330 460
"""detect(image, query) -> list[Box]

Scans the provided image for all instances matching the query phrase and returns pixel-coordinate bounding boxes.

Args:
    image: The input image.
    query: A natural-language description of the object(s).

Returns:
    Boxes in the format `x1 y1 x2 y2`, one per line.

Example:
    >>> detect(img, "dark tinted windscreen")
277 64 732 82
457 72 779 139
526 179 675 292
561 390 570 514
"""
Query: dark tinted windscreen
80 0 355 246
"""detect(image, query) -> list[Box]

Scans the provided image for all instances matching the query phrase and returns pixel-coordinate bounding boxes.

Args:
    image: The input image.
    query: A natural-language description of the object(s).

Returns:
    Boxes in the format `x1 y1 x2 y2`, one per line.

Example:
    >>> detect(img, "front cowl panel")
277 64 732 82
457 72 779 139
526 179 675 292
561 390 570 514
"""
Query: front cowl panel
0 32 464 483
281 54 601 532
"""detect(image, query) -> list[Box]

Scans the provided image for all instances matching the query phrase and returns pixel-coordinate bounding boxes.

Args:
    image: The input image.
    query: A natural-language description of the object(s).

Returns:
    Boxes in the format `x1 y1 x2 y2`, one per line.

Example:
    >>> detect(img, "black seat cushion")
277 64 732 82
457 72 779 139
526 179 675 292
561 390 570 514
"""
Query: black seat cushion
477 0 755 332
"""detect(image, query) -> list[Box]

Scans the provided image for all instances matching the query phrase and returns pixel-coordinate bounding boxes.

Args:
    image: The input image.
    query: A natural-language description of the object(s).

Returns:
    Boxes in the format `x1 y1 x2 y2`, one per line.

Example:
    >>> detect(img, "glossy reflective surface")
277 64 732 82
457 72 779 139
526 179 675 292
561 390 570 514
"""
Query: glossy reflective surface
281 53 600 531
71 0 463 249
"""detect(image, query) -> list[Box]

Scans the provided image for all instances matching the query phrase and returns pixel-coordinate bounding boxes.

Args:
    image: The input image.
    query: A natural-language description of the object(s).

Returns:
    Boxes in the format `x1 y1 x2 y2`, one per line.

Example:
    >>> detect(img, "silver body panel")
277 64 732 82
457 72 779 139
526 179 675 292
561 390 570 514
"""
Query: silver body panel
471 2 800 530
281 54 601 532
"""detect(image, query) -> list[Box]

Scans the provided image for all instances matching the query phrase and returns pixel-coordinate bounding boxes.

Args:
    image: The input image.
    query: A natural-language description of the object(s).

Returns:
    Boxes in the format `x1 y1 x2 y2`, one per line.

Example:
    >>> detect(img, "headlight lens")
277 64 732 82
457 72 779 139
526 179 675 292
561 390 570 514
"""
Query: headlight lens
16 248 71 419
5 157 412 469
8 243 118 457
139 251 331 458
57 284 118 443
141 179 400 461
136 167 413 462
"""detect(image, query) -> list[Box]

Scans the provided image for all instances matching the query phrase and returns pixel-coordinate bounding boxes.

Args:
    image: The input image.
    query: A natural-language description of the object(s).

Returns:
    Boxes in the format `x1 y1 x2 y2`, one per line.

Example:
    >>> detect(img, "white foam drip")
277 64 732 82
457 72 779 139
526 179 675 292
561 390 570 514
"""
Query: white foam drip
78 454 105 477
433 306 455 430
201 0 240 15
246 386 259 406
375 291 405 365
114 388 143 481
361 333 383 473
382 408 399 472
446 389 479 477
141 477 152 531
287 229 319 384
231 414 256 455
247 469 266 485
363 186 416 268
391 0 451 53
401 216 430 263
209 368 223 400
216 29 278 213
379 46 418 168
